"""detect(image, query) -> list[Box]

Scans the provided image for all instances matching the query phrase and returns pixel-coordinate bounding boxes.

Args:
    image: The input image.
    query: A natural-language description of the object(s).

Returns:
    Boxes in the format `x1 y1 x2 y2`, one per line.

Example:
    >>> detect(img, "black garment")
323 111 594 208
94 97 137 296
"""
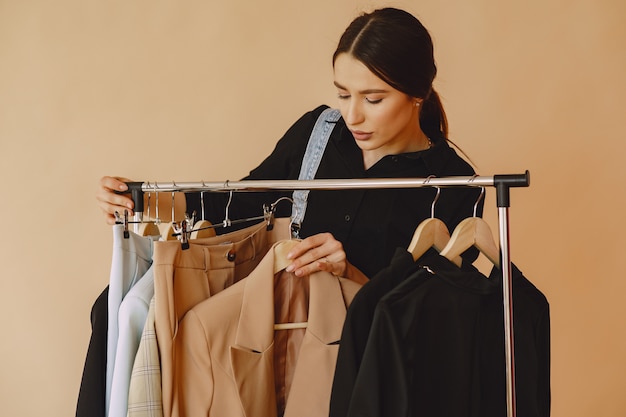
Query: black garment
76 286 108 417
186 105 482 278
344 258 550 417
329 248 420 417
484 264 551 417
329 249 481 417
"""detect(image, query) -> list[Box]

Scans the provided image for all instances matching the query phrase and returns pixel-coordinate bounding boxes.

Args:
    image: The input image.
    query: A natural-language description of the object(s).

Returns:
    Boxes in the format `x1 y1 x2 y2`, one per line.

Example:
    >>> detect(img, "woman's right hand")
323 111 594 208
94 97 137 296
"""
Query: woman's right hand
285 232 369 285
96 176 135 225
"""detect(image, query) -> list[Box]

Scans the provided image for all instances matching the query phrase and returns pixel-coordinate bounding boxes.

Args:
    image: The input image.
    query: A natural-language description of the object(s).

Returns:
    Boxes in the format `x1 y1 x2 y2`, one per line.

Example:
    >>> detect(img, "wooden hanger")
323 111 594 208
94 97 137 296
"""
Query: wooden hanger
155 190 188 241
137 222 161 237
189 191 218 239
439 217 500 268
273 322 308 330
438 187 500 268
158 222 179 241
189 220 217 239
132 191 162 237
407 217 452 261
273 239 299 274
272 239 308 330
406 185 462 264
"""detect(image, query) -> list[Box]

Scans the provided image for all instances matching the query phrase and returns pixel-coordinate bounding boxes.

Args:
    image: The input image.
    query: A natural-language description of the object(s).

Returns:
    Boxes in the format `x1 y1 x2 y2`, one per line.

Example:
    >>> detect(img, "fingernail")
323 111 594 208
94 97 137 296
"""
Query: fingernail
119 184 128 191
286 264 294 273
286 252 293 260
126 203 133 209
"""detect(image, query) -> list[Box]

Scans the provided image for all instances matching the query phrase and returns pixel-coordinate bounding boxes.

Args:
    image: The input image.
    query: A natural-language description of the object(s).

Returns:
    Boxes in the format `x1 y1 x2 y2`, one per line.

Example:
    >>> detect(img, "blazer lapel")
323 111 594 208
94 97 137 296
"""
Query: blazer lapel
284 270 348 417
230 248 277 417
229 244 351 417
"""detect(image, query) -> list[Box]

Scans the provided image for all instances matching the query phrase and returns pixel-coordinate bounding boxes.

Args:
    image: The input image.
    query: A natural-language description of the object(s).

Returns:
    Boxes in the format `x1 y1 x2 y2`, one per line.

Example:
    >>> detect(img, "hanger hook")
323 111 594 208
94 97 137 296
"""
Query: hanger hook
423 175 440 218
146 189 152 222
474 187 485 217
289 200 298 238
468 175 485 217
171 192 176 222
267 196 298 238
223 190 233 227
200 180 206 221
153 182 161 224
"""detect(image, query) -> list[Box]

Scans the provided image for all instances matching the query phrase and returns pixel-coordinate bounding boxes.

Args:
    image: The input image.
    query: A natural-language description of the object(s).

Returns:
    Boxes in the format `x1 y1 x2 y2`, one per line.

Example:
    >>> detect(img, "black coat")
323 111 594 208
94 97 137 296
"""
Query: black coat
76 286 109 417
336 255 550 417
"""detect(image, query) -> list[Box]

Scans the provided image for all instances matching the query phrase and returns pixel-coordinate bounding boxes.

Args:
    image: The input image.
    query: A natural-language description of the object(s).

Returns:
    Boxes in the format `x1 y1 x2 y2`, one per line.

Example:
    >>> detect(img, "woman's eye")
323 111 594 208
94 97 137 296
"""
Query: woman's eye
337 93 350 100
365 97 382 104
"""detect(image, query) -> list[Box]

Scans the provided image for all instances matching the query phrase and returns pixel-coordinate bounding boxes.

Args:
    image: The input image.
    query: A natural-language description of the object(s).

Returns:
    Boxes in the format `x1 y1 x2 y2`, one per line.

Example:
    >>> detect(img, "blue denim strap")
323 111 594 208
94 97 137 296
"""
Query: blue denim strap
291 108 341 237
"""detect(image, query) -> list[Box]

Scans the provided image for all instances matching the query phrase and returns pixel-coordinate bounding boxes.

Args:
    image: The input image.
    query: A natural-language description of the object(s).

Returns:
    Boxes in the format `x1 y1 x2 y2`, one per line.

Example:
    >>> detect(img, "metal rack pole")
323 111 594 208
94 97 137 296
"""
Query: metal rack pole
499 205 515 417
494 172 530 417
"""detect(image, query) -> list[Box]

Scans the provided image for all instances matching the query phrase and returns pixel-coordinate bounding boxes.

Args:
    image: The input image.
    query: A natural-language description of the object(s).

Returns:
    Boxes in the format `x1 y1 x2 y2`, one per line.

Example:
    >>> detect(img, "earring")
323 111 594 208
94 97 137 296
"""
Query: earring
415 101 421 107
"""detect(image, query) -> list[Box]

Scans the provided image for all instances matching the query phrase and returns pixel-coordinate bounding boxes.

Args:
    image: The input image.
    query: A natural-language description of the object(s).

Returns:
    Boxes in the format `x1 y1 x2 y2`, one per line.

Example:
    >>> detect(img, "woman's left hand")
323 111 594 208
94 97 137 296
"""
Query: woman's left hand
285 233 368 284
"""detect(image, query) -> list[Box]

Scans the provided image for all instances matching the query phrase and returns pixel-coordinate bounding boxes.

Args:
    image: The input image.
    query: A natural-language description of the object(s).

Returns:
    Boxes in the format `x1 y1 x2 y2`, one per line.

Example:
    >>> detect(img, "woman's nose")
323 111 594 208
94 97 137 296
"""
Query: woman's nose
343 100 364 126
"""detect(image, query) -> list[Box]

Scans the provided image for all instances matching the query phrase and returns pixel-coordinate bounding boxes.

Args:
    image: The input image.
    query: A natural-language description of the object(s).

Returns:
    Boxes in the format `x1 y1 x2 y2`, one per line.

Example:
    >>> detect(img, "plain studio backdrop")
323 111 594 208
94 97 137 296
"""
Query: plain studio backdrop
0 1 624 416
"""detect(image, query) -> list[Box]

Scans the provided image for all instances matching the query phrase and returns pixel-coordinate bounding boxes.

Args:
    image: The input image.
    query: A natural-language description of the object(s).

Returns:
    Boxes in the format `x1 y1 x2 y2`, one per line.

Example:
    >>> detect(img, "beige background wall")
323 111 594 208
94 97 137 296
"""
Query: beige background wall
0 1 624 416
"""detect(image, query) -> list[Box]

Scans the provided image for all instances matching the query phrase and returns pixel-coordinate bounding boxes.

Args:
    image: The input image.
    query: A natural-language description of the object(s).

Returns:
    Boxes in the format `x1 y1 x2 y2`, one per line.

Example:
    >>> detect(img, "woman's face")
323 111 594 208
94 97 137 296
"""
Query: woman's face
333 53 425 168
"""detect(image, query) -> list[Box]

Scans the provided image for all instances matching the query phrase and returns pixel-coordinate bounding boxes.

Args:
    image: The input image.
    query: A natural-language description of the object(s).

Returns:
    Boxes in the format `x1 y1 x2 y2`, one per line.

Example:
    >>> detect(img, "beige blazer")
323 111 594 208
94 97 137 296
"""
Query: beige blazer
172 241 362 417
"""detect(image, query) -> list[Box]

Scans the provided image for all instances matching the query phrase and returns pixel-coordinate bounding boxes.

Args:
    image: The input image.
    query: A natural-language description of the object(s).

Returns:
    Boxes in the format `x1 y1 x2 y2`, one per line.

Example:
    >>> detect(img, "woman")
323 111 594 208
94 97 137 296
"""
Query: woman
97 7 481 283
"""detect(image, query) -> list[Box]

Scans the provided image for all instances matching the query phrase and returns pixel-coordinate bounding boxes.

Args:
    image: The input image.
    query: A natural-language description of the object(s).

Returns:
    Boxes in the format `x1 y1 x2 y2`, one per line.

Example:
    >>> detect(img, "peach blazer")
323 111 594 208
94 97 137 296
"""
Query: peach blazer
172 241 362 417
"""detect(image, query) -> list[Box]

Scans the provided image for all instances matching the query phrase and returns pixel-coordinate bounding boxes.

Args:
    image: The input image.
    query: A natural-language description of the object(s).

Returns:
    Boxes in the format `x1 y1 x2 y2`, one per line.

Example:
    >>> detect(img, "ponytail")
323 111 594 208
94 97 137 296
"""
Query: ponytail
419 88 448 141
422 88 476 167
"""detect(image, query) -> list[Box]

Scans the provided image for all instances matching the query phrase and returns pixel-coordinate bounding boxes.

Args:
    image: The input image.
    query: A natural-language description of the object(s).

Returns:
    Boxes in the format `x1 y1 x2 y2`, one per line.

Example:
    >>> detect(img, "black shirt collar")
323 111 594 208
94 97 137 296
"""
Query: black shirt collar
335 119 453 177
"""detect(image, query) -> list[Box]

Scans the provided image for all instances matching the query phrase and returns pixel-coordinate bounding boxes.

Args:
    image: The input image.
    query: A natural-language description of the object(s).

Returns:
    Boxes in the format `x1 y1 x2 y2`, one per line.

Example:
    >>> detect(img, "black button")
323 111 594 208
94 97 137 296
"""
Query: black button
227 250 236 262
344 214 351 222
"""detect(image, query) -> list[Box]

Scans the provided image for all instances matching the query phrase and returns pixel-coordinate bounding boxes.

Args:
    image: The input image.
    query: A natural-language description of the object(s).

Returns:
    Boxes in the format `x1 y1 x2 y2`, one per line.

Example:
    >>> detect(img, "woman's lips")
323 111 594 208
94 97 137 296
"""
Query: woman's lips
350 130 372 141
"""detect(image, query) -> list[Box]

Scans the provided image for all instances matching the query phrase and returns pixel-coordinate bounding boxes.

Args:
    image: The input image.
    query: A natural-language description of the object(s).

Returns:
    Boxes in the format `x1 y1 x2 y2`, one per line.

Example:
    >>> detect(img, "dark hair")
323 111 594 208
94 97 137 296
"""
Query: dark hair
333 8 448 140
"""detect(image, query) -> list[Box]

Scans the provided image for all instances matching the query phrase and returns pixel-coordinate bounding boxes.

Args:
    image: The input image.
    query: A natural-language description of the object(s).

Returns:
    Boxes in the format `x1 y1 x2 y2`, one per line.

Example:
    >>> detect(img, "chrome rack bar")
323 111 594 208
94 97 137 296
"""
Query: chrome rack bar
137 175 499 193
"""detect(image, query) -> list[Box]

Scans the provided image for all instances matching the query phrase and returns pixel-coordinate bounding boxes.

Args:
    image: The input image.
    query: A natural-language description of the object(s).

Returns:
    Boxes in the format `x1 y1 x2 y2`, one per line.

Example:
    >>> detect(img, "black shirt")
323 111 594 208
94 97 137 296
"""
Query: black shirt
186 105 482 278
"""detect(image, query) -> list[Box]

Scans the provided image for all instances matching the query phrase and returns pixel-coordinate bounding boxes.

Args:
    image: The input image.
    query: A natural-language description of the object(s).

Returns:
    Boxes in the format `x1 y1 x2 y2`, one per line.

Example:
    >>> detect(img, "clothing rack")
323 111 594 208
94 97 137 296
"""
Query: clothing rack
124 171 530 417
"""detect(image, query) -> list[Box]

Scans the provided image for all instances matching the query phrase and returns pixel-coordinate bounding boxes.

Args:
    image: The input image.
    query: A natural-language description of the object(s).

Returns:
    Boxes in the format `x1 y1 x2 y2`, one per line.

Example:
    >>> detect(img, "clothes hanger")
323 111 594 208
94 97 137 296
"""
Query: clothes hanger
272 197 301 274
272 198 307 330
183 190 288 240
439 186 500 268
273 239 300 274
169 212 206 247
115 208 157 238
159 189 181 241
273 238 308 331
186 189 266 235
137 222 161 237
136 190 161 237
189 190 217 239
114 210 131 238
189 220 216 238
406 181 460 264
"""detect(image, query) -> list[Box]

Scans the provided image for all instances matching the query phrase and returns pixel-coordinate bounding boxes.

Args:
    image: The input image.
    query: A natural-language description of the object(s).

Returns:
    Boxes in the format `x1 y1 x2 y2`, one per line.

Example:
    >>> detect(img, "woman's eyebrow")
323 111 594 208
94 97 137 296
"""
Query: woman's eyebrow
333 81 388 94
